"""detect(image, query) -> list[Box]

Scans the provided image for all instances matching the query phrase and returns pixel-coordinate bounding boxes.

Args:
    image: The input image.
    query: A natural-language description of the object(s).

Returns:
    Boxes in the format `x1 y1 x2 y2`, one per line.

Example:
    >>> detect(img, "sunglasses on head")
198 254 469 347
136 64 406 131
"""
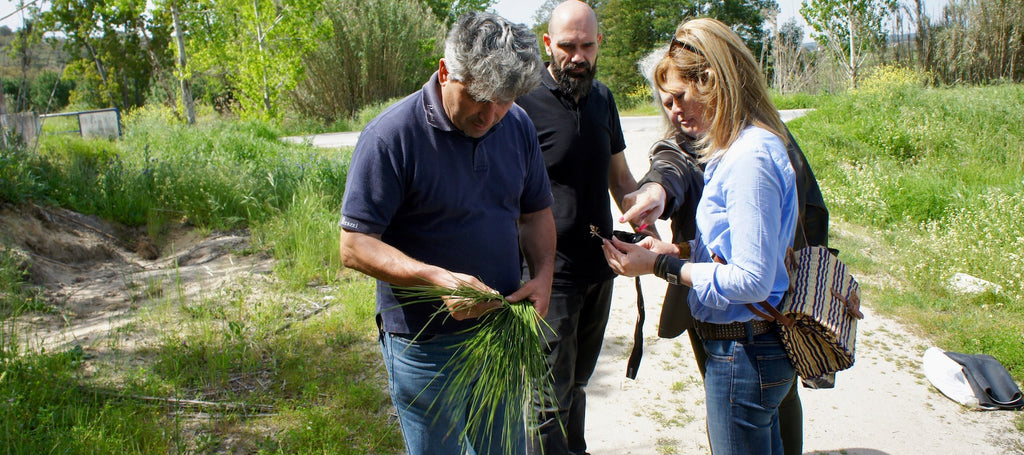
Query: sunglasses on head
669 37 702 57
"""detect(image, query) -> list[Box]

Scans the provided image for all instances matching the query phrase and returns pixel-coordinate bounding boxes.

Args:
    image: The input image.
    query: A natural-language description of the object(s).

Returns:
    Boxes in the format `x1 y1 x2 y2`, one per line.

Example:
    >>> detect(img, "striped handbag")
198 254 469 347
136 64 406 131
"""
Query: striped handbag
748 245 862 380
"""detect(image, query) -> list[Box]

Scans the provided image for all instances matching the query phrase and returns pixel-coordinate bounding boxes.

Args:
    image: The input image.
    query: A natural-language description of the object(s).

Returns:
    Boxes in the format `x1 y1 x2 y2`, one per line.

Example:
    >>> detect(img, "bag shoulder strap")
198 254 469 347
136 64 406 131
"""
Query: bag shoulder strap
746 301 794 328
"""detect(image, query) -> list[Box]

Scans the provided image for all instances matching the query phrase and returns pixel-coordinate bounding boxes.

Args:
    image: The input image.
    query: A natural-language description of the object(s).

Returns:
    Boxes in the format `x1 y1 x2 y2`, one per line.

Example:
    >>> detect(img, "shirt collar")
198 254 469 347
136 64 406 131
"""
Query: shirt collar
422 71 456 133
540 61 560 91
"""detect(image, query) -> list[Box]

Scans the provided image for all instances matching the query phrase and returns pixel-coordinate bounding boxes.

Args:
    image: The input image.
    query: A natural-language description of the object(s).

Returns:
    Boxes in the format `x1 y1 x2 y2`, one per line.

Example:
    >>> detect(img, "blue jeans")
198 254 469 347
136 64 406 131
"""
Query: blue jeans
380 330 526 455
702 329 796 455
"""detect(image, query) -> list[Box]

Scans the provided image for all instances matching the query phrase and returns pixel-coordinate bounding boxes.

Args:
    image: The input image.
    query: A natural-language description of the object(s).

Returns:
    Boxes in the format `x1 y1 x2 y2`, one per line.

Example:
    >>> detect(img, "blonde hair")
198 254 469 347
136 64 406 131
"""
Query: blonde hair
653 18 788 160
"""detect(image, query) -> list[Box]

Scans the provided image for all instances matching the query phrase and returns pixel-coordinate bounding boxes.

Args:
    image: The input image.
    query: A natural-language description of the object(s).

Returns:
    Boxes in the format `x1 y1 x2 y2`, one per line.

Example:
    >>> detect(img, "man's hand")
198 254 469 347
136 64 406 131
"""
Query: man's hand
505 275 553 318
437 272 503 321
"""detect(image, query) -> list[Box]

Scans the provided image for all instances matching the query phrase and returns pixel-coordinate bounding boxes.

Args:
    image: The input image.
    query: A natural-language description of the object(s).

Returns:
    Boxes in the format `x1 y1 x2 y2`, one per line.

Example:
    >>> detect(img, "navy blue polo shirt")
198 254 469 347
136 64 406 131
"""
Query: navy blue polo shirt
516 63 626 285
340 72 553 335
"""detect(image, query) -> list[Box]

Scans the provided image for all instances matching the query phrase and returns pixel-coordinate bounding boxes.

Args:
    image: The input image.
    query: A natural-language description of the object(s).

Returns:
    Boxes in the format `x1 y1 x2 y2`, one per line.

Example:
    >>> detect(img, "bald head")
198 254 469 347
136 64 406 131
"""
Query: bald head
548 0 599 37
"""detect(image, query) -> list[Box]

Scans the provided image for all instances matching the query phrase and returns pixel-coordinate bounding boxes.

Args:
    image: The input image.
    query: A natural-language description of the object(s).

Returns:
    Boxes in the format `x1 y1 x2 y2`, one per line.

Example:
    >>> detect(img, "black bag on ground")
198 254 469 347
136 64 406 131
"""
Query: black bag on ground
943 351 1024 411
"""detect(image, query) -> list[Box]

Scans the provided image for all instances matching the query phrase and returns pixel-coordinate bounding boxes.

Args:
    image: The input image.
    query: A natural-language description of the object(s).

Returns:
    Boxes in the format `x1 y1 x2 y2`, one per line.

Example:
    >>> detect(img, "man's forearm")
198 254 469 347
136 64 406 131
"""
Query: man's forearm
609 153 639 211
339 230 448 287
518 208 556 280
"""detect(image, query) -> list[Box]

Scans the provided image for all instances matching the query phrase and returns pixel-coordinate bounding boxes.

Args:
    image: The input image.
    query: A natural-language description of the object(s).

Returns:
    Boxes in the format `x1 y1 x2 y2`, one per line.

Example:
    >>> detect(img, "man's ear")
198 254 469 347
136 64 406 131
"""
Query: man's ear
438 58 449 84
543 33 553 57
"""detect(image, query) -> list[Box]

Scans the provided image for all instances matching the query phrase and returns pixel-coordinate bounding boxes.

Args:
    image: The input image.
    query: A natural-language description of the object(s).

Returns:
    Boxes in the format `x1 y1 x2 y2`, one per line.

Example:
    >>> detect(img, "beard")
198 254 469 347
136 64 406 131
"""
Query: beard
551 59 597 99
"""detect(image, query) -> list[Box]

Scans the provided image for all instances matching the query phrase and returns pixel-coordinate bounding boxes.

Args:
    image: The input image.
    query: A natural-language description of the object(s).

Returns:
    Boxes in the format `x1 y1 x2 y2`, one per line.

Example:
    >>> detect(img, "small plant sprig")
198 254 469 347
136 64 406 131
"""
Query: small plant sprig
394 283 554 454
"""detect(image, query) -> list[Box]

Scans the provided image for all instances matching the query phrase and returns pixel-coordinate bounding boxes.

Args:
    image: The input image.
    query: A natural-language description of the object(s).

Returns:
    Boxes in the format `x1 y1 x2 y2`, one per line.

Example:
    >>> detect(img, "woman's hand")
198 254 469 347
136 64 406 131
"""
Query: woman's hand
601 236 661 277
619 182 667 236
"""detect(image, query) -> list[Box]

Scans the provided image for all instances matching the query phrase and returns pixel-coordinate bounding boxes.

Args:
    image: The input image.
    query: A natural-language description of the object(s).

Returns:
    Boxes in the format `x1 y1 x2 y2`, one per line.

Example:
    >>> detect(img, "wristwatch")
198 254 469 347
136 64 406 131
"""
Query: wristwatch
664 264 681 285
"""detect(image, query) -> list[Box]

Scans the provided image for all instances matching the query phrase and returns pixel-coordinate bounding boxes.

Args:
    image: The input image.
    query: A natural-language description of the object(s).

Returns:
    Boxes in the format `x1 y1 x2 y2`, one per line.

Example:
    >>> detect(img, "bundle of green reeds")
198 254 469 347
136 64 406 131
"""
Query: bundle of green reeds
396 284 553 454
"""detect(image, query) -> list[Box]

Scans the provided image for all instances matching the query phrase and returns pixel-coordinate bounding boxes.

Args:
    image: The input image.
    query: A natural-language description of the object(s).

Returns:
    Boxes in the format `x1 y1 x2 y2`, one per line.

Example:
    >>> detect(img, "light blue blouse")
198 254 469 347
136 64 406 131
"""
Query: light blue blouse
688 125 799 324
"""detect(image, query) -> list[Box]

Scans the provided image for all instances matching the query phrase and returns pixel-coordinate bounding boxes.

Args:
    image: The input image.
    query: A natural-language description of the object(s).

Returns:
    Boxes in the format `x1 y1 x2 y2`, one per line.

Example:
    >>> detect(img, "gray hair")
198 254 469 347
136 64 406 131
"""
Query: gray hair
638 45 677 138
444 11 542 103
638 44 670 104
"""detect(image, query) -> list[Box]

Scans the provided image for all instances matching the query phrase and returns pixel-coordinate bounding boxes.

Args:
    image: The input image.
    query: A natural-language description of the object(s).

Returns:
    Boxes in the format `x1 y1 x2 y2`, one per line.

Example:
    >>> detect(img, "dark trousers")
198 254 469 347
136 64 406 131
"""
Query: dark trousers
528 279 614 455
665 283 803 455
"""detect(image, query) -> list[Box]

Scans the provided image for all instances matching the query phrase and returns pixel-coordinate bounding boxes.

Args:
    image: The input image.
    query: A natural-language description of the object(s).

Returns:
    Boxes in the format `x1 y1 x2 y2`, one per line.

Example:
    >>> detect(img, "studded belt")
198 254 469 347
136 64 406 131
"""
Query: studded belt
693 319 776 341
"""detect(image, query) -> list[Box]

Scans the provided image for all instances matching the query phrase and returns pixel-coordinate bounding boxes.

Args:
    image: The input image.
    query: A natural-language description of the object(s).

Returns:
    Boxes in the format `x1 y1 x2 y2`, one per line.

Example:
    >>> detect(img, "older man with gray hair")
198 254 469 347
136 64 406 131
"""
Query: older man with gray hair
339 11 556 455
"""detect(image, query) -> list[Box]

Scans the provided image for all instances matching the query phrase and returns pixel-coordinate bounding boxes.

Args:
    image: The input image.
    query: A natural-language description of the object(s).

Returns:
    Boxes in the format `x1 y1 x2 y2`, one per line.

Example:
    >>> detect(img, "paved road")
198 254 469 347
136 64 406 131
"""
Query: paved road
282 109 815 150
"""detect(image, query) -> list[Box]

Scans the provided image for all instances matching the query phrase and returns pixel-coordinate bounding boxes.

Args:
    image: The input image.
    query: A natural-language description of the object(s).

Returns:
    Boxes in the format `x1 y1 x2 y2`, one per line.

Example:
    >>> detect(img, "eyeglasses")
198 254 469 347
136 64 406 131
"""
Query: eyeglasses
669 37 702 57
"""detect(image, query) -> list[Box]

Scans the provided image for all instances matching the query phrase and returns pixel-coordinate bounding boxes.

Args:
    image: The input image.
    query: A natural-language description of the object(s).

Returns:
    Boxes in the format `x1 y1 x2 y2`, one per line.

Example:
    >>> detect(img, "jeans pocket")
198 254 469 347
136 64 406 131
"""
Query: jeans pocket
703 339 736 362
756 352 795 409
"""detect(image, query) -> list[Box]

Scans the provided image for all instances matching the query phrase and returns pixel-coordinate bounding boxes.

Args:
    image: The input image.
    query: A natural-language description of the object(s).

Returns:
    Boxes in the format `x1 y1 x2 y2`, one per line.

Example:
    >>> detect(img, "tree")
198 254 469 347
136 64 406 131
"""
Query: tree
595 0 696 108
163 0 195 123
292 0 443 122
7 19 41 112
530 0 562 31
420 0 495 27
30 71 75 113
38 0 173 111
801 0 896 89
930 0 1024 84
770 17 810 93
595 0 773 108
705 0 777 65
180 0 330 120
910 0 932 69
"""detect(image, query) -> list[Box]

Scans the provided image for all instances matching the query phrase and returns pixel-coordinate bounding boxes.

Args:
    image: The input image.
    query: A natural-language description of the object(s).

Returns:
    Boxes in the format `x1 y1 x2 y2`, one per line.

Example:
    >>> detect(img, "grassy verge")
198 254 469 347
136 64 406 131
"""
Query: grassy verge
1 106 402 452
788 73 1023 388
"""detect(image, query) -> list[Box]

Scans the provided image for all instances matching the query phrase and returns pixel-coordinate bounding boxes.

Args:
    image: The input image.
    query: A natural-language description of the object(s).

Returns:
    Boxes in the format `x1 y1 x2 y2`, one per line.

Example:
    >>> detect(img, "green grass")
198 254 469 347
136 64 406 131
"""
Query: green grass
1 104 402 452
279 96 405 135
790 76 1024 383
1 270 402 453
24 105 349 233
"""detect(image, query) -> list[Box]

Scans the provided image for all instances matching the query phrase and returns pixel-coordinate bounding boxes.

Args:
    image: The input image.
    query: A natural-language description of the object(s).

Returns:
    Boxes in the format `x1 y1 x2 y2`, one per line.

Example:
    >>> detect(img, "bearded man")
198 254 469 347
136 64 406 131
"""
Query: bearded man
515 2 638 454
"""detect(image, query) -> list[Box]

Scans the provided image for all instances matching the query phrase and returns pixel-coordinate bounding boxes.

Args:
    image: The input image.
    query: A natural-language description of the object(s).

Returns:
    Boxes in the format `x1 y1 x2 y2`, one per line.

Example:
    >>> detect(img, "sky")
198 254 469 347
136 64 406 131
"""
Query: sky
1 0 35 30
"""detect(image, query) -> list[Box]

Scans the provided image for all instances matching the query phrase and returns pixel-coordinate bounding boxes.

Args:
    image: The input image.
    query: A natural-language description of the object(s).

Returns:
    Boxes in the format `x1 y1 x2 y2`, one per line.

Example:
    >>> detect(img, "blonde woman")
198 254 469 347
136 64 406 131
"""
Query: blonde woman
602 18 798 454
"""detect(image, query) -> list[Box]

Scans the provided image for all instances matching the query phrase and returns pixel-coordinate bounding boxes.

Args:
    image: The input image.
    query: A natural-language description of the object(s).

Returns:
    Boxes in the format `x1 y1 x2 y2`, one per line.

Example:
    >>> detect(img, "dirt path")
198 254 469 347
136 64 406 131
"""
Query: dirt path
583 270 1022 454
1 203 274 353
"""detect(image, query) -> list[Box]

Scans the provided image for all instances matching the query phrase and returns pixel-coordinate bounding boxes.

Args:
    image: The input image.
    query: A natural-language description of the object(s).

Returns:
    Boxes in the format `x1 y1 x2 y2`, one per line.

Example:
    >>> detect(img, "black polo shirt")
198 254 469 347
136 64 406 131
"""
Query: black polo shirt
517 63 627 286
